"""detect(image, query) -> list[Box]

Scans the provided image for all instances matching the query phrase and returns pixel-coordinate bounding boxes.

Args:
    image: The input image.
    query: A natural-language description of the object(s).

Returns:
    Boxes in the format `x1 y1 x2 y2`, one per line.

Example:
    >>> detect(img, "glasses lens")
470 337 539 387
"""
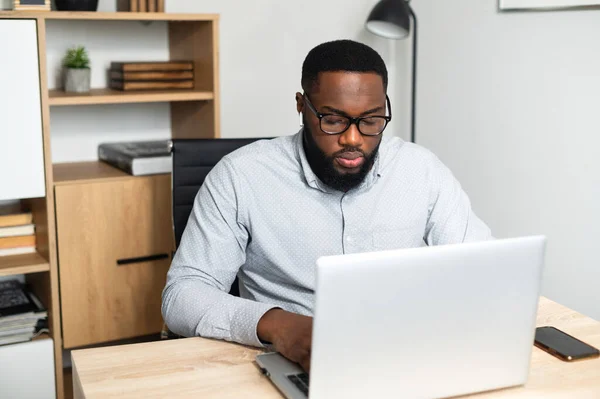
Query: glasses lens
321 115 350 134
359 117 388 135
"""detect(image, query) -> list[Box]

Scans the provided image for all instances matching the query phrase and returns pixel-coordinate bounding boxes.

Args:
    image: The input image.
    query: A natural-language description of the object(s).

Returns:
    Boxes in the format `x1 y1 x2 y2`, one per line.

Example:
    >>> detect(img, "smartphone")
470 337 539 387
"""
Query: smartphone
534 326 600 362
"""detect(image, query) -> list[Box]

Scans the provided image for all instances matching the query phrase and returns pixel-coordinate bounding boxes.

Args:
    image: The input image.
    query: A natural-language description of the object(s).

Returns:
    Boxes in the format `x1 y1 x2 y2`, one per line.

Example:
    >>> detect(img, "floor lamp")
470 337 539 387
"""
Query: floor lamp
365 0 417 143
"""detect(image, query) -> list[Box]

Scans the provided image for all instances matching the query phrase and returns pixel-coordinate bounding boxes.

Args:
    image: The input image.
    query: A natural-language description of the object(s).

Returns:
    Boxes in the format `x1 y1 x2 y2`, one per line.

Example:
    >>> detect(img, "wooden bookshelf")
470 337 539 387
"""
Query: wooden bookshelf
49 89 214 106
0 10 220 399
0 11 218 21
0 252 50 277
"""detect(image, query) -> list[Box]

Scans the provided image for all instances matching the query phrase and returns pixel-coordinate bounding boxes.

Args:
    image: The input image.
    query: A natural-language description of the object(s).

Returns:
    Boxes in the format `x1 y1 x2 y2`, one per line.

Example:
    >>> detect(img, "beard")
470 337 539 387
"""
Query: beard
302 115 381 192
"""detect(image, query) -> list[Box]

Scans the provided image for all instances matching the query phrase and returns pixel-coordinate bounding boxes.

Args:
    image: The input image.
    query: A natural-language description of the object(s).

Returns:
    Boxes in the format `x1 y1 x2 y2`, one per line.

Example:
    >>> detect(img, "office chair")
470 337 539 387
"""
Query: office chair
161 137 266 339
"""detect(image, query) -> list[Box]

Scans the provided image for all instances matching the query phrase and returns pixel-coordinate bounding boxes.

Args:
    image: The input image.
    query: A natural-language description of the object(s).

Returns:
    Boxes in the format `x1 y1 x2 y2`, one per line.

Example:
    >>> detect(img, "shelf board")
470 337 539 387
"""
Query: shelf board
53 161 169 186
54 161 133 185
0 11 218 22
49 89 214 106
0 252 50 277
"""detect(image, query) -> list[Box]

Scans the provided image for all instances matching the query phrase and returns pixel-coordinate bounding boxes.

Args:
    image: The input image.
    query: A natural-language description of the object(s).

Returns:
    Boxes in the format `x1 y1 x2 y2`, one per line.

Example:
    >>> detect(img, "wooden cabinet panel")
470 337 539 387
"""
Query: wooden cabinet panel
55 175 173 349
0 19 46 201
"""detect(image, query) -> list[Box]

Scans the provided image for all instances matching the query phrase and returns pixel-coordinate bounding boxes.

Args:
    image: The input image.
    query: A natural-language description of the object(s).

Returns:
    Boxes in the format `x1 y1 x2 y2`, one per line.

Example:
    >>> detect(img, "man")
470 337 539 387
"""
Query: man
162 39 492 373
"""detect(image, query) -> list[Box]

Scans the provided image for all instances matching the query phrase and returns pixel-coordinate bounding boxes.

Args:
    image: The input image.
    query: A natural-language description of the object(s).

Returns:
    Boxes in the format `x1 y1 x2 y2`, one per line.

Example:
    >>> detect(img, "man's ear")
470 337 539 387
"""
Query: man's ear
295 92 304 114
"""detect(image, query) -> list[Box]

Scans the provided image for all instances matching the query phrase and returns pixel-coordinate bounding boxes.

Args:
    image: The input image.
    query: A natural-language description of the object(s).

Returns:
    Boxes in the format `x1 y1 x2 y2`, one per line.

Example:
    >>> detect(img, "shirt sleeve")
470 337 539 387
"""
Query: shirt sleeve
161 157 277 347
424 154 493 245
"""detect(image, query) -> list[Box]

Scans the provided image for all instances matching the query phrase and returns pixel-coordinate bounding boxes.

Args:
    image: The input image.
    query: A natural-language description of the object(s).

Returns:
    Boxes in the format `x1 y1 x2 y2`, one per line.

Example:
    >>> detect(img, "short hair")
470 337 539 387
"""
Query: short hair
301 39 388 94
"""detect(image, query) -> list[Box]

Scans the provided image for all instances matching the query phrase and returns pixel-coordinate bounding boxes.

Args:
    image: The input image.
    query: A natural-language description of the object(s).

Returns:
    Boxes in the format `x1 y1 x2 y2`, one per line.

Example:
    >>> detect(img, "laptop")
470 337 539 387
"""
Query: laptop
256 235 547 399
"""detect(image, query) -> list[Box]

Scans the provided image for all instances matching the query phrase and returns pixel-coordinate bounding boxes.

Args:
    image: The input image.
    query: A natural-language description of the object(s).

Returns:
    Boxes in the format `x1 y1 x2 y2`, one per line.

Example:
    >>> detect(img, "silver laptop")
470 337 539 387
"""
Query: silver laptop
256 235 547 399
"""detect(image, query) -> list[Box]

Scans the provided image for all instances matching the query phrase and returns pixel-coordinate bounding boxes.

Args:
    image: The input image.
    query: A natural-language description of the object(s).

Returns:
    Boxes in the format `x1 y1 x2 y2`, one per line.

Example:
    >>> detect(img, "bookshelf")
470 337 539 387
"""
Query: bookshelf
48 88 214 106
0 11 220 399
0 252 50 277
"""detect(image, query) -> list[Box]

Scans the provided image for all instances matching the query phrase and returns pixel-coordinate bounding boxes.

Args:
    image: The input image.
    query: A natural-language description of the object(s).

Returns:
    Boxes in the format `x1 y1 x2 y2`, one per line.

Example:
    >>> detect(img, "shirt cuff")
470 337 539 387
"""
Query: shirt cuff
230 300 279 348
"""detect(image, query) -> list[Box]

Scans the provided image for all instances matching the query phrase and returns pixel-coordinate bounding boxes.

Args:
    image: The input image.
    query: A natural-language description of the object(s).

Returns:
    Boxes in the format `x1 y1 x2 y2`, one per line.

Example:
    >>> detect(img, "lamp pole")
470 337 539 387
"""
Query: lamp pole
365 0 417 143
408 5 417 143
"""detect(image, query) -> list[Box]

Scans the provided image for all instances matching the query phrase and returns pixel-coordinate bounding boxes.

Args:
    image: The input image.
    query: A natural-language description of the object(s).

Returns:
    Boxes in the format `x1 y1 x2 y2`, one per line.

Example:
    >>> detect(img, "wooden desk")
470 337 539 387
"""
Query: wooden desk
72 297 600 398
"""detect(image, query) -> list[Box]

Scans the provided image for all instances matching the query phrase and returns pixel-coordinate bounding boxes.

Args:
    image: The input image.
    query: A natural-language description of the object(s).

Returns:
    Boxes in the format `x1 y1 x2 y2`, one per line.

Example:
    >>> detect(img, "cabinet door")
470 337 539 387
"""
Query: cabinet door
55 175 173 348
0 19 46 201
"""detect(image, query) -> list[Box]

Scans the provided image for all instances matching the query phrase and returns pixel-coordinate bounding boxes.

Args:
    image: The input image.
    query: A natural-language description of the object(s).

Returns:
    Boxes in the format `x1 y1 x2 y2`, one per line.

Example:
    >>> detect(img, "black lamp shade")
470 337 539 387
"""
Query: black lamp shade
366 0 411 39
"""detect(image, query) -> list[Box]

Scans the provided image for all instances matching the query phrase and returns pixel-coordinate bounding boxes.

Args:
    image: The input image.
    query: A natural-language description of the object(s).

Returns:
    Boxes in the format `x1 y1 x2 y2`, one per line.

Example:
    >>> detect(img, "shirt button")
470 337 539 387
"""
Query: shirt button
346 236 352 243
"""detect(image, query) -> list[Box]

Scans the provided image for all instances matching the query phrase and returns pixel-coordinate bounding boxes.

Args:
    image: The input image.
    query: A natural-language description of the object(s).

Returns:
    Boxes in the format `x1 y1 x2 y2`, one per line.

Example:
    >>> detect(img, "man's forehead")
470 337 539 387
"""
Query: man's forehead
311 71 385 97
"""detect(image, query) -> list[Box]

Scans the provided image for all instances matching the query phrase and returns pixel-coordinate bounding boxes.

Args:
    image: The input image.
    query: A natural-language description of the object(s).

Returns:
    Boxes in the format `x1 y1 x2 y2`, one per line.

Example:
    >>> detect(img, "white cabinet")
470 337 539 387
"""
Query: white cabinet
0 19 46 201
0 338 56 399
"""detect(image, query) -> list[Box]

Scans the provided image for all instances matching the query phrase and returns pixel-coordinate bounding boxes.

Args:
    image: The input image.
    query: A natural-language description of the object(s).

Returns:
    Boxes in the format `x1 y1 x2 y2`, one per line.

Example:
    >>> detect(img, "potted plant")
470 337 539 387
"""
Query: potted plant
63 46 91 93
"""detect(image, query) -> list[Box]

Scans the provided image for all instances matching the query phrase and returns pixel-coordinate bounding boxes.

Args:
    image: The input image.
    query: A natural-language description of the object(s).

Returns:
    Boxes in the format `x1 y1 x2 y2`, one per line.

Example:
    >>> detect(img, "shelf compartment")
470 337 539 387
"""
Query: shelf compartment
0 252 50 277
48 89 214 106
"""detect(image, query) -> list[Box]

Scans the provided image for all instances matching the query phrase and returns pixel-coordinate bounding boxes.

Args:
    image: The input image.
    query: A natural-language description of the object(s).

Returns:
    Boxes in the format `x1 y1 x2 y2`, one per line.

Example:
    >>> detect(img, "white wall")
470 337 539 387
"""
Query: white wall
413 0 600 320
166 0 412 141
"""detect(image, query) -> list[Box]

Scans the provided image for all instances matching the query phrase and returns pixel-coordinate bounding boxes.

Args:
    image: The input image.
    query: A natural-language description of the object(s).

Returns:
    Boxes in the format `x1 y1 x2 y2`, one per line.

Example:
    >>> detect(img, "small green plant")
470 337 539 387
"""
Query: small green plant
63 46 90 69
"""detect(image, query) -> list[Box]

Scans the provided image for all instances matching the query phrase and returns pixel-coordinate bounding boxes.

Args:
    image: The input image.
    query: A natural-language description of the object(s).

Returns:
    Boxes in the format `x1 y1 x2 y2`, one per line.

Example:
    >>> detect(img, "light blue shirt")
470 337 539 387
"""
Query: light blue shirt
161 130 492 347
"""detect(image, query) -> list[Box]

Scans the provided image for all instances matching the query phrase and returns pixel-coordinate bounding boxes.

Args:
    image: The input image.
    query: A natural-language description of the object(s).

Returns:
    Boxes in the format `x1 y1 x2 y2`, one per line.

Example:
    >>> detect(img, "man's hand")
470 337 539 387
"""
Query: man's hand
257 308 313 372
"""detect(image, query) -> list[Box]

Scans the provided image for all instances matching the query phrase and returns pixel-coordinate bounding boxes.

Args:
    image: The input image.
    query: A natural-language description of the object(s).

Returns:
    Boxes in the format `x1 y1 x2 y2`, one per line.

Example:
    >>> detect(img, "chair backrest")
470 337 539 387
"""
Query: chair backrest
170 138 265 296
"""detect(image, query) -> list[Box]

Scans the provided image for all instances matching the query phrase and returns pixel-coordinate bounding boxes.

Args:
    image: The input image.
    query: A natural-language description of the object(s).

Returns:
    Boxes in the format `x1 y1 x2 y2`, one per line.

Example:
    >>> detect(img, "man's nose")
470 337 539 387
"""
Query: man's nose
339 123 363 148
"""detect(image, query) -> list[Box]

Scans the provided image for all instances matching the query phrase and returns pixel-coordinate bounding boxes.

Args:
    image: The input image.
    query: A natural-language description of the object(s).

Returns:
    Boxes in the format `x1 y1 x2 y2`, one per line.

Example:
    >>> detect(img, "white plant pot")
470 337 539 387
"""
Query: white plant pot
0 0 13 10
64 68 91 93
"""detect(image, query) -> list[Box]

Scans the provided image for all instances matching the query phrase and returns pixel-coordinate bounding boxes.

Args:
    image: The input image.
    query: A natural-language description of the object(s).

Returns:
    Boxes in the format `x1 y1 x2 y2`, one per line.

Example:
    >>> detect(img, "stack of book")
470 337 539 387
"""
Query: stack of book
109 61 195 91
0 279 48 347
13 0 51 11
98 140 172 176
117 0 165 12
0 212 35 257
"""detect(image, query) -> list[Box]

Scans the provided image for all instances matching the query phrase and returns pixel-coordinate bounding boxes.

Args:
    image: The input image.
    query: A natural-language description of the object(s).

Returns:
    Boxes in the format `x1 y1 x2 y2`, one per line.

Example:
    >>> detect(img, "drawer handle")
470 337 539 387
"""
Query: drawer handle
117 253 170 266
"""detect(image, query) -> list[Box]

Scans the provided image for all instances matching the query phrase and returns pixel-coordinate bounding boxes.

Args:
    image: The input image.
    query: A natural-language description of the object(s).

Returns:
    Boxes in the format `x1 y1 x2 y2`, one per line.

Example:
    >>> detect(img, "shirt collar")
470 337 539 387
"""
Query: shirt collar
294 129 382 194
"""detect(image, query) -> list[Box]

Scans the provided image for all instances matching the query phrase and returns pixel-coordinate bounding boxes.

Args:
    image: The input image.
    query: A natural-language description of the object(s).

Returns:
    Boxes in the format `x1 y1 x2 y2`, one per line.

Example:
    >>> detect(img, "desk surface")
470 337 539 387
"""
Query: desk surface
72 297 600 399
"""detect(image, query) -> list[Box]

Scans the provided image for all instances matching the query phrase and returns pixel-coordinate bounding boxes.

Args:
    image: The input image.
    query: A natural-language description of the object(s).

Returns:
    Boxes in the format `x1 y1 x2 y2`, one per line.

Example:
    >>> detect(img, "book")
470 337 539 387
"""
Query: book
0 224 35 238
0 235 35 250
109 80 194 91
110 61 194 72
0 213 32 228
117 0 138 11
13 0 50 11
98 140 172 176
0 280 47 347
0 247 36 257
148 0 155 12
0 280 46 319
158 0 164 12
109 70 194 81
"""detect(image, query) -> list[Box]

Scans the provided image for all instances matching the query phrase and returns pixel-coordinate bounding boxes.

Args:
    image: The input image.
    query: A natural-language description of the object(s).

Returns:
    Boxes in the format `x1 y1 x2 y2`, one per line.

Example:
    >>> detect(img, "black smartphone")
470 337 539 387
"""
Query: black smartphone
534 326 600 362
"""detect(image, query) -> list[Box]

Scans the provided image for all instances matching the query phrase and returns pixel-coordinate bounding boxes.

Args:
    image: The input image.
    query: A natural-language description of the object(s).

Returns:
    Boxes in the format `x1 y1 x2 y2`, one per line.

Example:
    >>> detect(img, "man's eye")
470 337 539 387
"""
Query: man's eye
324 117 347 125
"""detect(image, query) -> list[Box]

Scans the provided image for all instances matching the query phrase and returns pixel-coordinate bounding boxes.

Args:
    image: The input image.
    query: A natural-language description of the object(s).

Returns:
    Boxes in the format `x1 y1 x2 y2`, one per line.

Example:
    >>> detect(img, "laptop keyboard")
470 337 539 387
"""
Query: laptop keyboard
287 372 309 396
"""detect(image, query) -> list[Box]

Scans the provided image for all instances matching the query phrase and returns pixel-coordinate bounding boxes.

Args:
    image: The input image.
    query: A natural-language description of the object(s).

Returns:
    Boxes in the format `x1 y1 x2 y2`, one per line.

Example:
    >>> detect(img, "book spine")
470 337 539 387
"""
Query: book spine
111 62 194 72
110 80 194 91
98 146 135 175
0 235 35 250
0 213 33 228
0 224 35 238
110 70 194 81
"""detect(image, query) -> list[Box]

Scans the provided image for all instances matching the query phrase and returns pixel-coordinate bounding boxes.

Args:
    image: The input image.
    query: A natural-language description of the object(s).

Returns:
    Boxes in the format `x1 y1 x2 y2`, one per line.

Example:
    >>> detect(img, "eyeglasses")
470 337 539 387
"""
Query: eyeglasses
303 94 392 136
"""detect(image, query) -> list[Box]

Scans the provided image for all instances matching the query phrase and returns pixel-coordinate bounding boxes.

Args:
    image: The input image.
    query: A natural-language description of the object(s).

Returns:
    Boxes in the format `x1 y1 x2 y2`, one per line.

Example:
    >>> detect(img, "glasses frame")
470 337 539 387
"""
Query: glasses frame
303 93 392 136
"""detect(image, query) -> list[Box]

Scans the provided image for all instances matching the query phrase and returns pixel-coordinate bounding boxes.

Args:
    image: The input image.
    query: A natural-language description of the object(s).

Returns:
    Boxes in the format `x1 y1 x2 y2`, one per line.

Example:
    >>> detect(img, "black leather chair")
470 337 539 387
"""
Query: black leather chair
161 137 265 340
170 137 267 296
